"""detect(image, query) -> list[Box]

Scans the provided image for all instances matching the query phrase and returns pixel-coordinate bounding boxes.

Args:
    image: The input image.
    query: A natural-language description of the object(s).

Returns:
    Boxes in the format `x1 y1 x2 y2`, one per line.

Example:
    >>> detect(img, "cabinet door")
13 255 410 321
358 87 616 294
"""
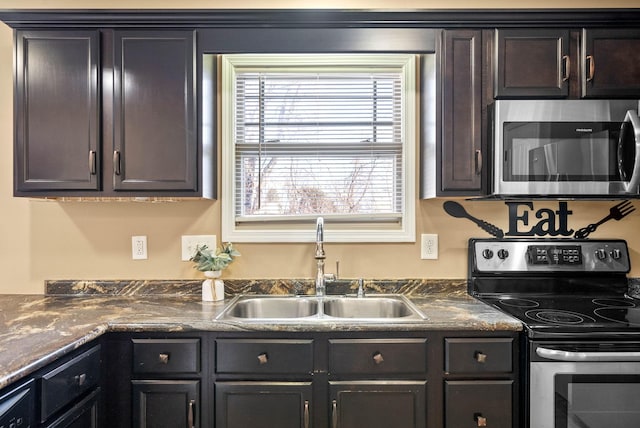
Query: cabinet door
132 380 199 428
438 30 484 194
495 29 570 98
112 31 197 192
329 381 426 428
216 382 312 428
445 380 513 428
14 30 100 193
582 28 640 98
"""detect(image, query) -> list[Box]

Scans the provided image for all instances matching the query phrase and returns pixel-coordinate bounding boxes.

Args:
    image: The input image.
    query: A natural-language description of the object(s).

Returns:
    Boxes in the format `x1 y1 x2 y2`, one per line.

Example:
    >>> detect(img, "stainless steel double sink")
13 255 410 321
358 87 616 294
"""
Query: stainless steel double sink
216 294 426 323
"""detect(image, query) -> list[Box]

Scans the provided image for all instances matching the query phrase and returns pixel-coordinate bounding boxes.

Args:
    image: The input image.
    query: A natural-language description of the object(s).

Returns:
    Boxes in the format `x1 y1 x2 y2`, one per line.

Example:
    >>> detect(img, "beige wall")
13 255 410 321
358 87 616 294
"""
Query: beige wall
1 0 640 294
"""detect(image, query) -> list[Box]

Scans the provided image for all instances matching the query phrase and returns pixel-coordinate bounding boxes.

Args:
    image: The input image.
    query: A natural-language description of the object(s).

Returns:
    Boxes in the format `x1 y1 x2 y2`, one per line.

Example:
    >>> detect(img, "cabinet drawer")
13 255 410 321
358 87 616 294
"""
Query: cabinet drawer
445 380 513 428
41 345 101 422
216 339 313 375
329 339 427 376
445 338 513 374
44 387 99 428
132 338 200 374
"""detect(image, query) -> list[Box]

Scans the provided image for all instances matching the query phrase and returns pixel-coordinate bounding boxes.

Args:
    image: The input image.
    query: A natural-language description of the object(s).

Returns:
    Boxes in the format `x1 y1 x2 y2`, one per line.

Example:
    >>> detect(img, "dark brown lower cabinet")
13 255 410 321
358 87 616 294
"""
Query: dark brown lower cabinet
329 381 427 428
103 331 518 428
215 382 312 428
132 380 199 428
445 380 513 428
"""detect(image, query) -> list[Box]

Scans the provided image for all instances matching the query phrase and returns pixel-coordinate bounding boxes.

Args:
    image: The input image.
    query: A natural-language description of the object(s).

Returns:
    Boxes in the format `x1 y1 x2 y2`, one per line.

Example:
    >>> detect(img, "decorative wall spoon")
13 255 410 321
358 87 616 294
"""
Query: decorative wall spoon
443 201 505 238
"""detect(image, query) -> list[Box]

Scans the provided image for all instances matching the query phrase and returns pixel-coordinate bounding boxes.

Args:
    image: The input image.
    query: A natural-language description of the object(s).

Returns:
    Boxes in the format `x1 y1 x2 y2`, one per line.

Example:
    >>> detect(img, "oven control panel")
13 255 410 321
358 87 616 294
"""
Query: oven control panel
471 239 630 273
526 245 583 265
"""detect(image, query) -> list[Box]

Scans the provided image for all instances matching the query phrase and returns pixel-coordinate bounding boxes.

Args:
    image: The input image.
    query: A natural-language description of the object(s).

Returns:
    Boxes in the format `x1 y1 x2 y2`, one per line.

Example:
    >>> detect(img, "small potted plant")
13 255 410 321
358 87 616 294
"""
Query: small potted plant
190 243 240 301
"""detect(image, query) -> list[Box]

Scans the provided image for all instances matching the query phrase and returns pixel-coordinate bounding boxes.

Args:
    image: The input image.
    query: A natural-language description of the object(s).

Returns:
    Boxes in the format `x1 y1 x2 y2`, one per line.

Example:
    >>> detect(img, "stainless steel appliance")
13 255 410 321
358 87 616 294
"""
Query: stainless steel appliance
493 100 640 197
468 238 640 428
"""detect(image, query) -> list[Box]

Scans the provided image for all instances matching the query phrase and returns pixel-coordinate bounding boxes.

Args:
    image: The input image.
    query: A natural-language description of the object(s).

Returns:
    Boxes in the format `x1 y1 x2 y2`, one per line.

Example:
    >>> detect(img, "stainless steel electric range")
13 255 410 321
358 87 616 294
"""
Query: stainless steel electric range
468 238 640 428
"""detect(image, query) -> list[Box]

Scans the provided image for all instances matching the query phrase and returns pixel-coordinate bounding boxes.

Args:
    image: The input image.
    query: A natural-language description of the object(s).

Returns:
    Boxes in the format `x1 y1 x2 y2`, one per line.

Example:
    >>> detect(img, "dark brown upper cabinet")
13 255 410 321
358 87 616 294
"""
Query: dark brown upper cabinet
112 31 197 193
494 29 570 99
14 31 101 193
436 30 486 196
14 29 210 198
582 28 640 98
495 28 640 99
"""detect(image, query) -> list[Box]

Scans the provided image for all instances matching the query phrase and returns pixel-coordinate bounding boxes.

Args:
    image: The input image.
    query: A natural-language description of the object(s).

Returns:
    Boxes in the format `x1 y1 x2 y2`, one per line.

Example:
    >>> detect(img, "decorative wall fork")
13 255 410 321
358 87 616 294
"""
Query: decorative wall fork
574 200 636 239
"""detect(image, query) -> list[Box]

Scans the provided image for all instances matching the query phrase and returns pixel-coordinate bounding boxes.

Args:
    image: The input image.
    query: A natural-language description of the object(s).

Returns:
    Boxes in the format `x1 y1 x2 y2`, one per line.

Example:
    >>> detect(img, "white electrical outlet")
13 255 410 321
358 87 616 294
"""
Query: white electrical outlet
421 233 438 260
181 235 217 261
132 236 148 260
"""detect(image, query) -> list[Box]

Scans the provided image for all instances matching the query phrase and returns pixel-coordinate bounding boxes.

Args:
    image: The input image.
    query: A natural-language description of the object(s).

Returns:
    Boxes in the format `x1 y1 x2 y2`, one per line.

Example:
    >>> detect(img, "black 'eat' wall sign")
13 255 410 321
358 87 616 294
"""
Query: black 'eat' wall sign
443 201 636 239
506 202 573 237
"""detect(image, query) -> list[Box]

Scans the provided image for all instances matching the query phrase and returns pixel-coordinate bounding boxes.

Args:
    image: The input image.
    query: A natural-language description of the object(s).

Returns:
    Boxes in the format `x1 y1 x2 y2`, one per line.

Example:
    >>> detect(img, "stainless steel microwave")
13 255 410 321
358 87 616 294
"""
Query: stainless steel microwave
493 100 640 197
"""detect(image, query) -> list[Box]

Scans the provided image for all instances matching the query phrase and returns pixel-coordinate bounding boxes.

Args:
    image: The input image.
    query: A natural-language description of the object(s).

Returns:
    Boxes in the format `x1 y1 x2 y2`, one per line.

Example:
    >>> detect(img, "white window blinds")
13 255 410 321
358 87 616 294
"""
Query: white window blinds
221 54 416 242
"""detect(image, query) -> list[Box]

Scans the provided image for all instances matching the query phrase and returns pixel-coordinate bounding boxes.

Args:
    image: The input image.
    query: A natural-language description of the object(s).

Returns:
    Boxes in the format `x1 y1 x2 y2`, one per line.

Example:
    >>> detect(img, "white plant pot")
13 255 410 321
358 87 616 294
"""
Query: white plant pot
202 271 225 302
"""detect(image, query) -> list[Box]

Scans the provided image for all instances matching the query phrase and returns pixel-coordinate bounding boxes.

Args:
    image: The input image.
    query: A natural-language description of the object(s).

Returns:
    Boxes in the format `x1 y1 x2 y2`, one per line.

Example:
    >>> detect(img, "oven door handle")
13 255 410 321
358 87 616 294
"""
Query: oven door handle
537 346 640 362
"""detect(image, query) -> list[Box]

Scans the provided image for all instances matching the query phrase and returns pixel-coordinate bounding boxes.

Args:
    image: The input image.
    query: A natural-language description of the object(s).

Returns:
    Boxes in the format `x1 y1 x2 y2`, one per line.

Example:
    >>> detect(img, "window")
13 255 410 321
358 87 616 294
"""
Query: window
221 54 416 242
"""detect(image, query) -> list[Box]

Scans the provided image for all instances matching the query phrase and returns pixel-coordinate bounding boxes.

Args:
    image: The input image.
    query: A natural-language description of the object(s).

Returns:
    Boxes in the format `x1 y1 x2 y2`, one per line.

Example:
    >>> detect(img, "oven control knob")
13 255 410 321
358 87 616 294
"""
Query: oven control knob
612 248 622 260
497 249 509 260
482 249 494 259
596 249 607 260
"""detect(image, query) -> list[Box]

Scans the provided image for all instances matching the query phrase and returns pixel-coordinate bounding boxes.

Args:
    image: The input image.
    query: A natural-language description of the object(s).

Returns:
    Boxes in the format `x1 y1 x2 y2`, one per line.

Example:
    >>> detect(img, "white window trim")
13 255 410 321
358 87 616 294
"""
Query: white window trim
221 54 416 243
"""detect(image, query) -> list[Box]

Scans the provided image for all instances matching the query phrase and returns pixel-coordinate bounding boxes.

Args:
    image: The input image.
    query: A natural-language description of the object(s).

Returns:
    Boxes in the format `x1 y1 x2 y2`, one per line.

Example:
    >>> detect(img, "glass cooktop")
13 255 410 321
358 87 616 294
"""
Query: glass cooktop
479 294 640 338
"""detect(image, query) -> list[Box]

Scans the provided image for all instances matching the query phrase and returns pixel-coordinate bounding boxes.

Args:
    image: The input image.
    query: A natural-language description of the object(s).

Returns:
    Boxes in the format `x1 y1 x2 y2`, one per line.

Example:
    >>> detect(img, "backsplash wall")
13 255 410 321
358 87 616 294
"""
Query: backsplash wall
1 0 640 294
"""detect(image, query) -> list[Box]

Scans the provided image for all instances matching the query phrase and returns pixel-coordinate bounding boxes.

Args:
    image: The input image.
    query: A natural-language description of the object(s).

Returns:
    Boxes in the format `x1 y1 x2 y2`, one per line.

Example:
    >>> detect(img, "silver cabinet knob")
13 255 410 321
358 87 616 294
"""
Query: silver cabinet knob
257 352 269 365
158 353 170 364
372 352 384 365
74 373 87 386
475 414 487 427
474 351 487 363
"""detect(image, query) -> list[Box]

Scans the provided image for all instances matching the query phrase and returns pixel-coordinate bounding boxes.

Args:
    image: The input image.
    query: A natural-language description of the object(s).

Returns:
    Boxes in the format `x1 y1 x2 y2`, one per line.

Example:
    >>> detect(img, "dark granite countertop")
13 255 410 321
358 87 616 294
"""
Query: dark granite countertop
0 285 521 391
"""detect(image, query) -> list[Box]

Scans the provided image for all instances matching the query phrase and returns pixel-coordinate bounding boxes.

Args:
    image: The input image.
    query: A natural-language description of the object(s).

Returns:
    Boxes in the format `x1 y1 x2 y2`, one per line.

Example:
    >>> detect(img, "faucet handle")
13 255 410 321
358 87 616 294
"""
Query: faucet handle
323 273 337 282
357 278 365 298
323 261 340 283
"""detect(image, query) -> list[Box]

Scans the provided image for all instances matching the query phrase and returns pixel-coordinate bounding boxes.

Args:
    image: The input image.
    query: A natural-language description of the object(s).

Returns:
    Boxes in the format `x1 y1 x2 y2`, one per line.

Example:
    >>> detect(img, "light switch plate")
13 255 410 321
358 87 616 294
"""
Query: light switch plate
181 235 216 261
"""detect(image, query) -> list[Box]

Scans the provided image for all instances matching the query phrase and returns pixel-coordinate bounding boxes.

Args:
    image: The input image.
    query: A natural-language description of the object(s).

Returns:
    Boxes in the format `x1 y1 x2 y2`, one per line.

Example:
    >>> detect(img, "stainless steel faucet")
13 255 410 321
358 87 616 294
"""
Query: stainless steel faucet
315 217 326 296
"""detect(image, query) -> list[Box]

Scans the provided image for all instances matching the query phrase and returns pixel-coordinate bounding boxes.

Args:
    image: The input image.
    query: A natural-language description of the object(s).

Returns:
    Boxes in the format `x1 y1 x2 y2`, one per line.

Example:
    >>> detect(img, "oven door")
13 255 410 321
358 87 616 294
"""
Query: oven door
530 345 640 428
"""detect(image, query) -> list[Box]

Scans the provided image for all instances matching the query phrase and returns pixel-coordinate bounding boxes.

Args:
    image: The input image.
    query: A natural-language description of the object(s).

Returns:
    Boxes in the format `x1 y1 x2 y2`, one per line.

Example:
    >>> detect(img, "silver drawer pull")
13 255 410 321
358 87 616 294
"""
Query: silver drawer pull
331 399 337 428
158 353 170 364
257 352 269 365
89 150 96 175
188 399 196 428
372 352 384 365
113 150 121 176
74 373 87 386
562 54 571 82
303 400 310 428
474 351 487 363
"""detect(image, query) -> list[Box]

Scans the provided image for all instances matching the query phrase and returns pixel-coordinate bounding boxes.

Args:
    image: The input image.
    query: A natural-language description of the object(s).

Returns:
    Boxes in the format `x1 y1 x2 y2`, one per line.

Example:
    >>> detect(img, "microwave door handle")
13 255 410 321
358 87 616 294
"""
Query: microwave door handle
621 110 640 193
537 346 640 362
